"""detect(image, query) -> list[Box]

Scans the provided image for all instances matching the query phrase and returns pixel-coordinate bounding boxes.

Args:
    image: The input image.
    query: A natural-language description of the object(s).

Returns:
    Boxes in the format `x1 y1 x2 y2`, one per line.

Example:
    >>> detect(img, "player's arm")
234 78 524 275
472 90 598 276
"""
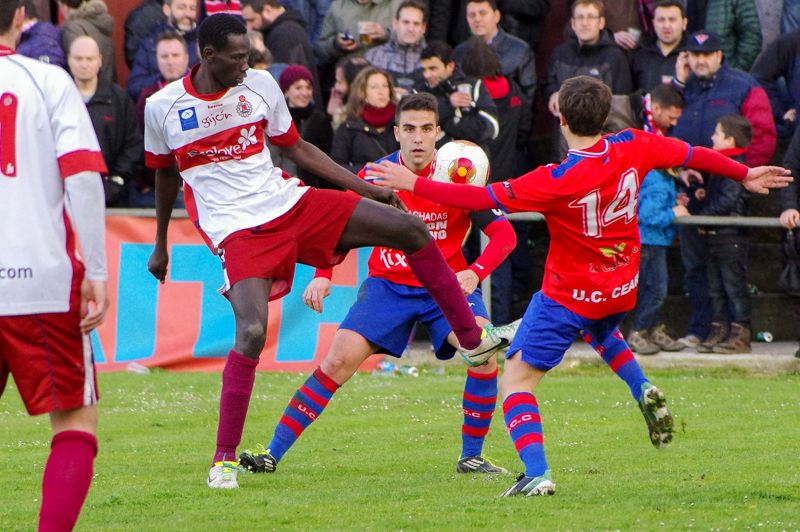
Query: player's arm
457 211 516 295
148 163 182 283
281 138 407 211
642 130 792 194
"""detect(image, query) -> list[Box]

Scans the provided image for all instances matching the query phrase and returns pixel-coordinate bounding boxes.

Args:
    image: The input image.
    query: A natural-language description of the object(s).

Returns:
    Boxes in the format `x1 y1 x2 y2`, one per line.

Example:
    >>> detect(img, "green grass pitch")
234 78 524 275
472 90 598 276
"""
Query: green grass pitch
2 365 799 530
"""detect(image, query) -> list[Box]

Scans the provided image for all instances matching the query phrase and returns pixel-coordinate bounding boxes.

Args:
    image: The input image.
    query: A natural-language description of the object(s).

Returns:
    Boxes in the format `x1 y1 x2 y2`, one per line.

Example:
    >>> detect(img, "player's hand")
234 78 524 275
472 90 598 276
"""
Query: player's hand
365 161 418 192
79 279 109 333
548 91 560 117
456 269 480 295
362 183 409 212
303 277 332 313
780 208 800 229
675 51 689 83
148 246 169 283
678 168 703 188
743 165 793 194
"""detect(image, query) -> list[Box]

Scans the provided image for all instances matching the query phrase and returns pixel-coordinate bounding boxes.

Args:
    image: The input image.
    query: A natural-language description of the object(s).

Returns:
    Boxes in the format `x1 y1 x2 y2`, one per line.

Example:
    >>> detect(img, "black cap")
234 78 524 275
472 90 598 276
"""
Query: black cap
685 31 722 53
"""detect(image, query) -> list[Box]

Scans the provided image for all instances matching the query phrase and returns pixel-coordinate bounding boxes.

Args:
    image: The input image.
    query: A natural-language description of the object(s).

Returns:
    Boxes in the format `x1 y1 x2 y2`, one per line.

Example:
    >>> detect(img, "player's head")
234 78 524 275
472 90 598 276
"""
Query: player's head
712 114 752 151
394 93 440 171
558 76 611 137
571 0 605 45
68 35 102 83
649 84 684 131
465 0 501 42
0 0 25 41
197 14 250 88
156 31 190 82
420 40 456 88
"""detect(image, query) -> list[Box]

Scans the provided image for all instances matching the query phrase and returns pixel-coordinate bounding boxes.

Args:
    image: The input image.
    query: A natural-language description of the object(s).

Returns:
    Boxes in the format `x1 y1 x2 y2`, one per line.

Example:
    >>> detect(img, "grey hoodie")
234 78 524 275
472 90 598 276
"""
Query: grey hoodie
62 0 116 83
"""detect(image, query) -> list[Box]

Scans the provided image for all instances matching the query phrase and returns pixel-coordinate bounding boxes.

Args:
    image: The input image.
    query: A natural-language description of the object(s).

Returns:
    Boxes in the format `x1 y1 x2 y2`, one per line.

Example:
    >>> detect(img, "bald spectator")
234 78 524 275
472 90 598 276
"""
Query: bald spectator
68 36 143 207
17 0 65 68
127 0 199 100
58 0 115 83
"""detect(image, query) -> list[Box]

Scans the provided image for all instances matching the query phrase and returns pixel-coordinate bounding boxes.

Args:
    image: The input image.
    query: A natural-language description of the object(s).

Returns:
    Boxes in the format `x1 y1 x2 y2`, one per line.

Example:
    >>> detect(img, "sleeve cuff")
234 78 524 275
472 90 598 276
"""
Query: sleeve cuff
58 150 107 179
268 122 301 148
145 151 176 169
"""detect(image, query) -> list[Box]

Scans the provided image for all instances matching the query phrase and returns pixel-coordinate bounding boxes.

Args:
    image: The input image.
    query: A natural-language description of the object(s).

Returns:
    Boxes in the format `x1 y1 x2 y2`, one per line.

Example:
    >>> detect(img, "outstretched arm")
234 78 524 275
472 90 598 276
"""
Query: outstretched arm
367 161 497 210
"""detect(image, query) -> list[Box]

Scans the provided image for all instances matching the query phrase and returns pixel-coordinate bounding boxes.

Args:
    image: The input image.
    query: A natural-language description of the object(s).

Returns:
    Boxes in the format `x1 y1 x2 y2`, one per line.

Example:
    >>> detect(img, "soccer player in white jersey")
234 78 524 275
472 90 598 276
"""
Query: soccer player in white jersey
0 2 109 529
143 14 516 489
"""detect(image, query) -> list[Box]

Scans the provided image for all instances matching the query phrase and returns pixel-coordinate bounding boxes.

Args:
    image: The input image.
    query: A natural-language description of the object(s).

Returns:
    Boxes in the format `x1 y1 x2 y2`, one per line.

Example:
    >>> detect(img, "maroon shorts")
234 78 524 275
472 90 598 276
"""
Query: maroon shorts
218 188 360 300
0 270 99 416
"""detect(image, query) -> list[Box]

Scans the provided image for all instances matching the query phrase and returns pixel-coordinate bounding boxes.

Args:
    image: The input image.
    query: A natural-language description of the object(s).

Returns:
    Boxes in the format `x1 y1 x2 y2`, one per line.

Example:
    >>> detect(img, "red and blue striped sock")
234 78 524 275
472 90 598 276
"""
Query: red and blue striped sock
585 328 649 400
461 367 498 458
503 392 548 477
268 367 339 462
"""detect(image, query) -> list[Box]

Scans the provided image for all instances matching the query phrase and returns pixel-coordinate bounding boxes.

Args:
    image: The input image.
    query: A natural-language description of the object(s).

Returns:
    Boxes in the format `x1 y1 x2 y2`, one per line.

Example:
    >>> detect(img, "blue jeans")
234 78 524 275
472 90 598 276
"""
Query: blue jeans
632 245 667 330
679 226 712 338
707 240 751 327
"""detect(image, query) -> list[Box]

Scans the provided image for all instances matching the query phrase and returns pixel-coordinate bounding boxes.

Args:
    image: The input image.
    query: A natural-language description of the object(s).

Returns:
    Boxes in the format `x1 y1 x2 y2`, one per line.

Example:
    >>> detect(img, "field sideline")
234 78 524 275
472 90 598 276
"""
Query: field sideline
2 365 799 530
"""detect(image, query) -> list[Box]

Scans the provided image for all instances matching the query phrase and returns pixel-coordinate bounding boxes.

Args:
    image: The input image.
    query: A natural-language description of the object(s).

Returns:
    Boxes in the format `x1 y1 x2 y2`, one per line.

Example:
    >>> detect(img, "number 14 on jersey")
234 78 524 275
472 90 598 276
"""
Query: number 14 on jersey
569 169 639 238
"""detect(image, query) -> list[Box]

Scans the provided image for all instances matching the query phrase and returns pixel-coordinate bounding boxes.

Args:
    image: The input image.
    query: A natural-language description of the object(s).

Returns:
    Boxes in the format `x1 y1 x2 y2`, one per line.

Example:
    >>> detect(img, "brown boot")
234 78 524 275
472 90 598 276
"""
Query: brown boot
649 324 685 352
713 323 752 354
627 329 660 355
696 322 728 353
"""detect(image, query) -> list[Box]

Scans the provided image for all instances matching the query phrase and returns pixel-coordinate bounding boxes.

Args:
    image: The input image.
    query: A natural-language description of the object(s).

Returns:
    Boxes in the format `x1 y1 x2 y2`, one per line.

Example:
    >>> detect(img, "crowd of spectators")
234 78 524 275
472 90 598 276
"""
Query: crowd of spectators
17 0 800 352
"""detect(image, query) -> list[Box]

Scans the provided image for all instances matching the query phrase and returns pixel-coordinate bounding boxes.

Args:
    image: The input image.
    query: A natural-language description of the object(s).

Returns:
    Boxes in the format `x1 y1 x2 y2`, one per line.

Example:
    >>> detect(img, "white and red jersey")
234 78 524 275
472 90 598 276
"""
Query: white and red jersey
144 66 305 248
0 48 106 316
359 152 473 287
488 129 696 319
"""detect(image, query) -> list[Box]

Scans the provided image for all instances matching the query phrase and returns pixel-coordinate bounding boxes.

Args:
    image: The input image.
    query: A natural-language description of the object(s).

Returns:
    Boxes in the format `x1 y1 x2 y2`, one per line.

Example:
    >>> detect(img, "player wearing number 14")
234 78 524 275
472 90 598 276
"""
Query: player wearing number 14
369 76 792 497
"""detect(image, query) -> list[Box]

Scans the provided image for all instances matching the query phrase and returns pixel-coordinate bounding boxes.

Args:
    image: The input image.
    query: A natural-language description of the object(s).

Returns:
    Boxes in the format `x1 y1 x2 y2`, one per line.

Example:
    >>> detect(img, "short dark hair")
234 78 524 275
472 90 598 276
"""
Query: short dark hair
572 0 604 17
653 0 685 17
248 48 271 67
397 0 427 21
58 0 85 9
198 13 247 53
650 83 684 109
239 0 280 11
558 76 612 136
0 0 22 34
717 114 752 149
156 30 188 53
396 92 439 124
466 0 499 10
420 40 454 65
22 0 37 19
460 36 501 79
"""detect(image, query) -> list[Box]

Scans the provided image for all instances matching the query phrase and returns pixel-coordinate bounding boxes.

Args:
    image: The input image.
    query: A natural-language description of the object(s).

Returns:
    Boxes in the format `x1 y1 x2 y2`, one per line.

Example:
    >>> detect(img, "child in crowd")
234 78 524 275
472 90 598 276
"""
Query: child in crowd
695 114 753 354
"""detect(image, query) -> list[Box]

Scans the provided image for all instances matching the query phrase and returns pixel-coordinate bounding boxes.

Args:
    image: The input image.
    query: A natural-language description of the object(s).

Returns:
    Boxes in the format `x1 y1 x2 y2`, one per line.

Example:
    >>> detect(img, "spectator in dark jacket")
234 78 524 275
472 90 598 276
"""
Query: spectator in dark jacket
58 0 115 83
751 29 800 138
416 40 499 154
240 0 321 102
365 0 427 95
270 65 335 188
18 0 65 68
630 0 687 92
545 0 632 118
780 124 800 230
331 67 400 174
426 0 470 47
127 0 199 100
124 0 167 68
68 36 143 207
282 0 332 43
455 0 536 115
496 0 549 50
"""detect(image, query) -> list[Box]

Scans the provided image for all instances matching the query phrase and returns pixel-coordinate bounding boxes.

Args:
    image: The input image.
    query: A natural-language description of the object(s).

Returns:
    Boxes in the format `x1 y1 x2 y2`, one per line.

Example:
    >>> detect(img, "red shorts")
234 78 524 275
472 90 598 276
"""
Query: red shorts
0 269 99 416
218 187 360 300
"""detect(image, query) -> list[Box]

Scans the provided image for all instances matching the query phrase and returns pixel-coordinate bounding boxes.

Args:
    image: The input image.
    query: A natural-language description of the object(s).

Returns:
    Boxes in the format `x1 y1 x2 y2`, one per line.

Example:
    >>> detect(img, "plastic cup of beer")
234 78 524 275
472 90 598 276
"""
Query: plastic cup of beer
358 21 372 45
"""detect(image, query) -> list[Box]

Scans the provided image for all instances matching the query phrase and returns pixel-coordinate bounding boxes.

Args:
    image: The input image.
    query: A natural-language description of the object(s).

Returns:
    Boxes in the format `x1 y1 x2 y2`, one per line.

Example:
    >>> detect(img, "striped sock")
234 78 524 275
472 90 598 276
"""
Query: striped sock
585 328 649 400
268 367 340 462
461 367 498 458
503 392 548 477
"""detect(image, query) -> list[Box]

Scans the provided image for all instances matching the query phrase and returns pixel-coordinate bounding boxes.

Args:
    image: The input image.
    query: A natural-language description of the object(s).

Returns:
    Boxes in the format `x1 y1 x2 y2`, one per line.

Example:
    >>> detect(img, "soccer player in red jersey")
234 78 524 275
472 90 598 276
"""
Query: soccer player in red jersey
369 75 792 497
0 2 109 529
143 15 513 489
238 93 518 475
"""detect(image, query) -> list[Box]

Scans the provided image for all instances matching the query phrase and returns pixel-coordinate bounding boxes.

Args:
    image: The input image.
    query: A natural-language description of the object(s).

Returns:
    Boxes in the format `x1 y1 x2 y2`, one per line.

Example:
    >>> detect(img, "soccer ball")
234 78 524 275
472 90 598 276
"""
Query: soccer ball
432 140 490 186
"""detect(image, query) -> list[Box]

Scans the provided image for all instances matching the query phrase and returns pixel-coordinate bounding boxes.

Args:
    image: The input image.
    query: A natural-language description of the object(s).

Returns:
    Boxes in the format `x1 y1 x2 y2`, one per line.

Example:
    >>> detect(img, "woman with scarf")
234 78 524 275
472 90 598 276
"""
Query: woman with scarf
330 66 399 175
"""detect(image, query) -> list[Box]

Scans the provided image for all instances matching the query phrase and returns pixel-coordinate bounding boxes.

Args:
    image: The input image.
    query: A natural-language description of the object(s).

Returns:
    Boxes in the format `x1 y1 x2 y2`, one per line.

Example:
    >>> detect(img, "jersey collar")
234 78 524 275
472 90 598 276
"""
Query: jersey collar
182 64 231 101
399 152 435 178
0 45 16 57
567 138 609 159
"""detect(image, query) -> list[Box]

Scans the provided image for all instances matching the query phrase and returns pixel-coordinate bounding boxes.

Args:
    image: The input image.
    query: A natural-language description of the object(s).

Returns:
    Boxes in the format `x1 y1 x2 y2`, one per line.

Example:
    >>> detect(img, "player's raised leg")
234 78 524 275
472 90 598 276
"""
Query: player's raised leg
335 199 514 359
240 329 373 473
208 278 271 489
584 328 673 448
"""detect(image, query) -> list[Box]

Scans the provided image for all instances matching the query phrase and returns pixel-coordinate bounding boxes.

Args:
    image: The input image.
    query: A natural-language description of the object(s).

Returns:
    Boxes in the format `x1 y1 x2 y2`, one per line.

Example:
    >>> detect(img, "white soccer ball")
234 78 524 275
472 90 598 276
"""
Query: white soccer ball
431 140 490 186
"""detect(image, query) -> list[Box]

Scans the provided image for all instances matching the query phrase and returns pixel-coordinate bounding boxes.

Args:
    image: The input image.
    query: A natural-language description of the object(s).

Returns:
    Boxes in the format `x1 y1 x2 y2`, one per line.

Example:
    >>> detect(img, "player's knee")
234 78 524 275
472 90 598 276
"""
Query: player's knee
395 213 431 252
238 321 267 355
320 354 354 384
